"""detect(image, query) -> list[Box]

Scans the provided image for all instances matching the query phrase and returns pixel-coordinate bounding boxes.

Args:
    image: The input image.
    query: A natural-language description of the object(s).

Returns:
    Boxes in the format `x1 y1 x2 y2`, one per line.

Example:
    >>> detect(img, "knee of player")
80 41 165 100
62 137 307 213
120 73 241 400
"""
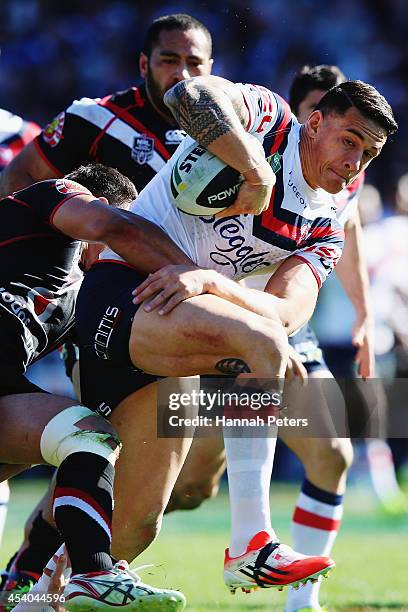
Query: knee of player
169 480 220 511
40 405 121 468
310 438 353 476
135 506 164 546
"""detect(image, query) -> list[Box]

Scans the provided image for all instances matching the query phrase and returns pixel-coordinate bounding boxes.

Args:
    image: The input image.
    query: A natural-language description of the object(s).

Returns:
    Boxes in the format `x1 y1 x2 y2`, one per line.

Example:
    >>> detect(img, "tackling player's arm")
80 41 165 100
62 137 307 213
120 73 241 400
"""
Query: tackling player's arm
164 75 275 217
0 140 56 198
134 257 318 335
335 208 375 377
52 196 193 272
205 256 318 333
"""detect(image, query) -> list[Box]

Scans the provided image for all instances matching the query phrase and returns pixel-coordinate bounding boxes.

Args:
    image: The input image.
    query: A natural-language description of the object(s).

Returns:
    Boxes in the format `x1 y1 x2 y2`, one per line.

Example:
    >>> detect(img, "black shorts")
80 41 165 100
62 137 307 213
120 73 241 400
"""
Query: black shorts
0 374 45 397
288 324 329 373
0 307 46 397
76 261 157 416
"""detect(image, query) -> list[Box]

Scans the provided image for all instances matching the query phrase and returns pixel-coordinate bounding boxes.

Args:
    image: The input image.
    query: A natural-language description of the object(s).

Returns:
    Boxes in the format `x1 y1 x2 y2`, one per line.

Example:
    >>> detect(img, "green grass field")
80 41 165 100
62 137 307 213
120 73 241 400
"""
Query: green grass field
1 480 407 611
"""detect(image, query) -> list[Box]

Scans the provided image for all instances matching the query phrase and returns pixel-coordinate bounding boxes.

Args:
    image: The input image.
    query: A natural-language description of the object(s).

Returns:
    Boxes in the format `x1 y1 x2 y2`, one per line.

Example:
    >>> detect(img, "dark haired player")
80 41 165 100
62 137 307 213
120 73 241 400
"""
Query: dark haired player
0 163 189 610
0 12 214 593
167 65 392 611
2 72 395 598
0 14 213 198
74 75 395 595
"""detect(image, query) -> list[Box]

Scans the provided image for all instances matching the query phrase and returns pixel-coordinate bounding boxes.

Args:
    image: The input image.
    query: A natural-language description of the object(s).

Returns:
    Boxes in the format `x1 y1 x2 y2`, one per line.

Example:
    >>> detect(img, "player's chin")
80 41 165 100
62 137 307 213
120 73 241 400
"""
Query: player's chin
322 170 347 194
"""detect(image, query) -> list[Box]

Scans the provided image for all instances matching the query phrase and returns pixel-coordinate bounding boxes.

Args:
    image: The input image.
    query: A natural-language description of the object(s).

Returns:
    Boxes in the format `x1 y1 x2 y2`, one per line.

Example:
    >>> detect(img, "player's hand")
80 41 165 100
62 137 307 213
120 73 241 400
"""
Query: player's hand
352 313 375 378
215 159 276 219
132 265 216 314
49 552 69 612
286 344 308 385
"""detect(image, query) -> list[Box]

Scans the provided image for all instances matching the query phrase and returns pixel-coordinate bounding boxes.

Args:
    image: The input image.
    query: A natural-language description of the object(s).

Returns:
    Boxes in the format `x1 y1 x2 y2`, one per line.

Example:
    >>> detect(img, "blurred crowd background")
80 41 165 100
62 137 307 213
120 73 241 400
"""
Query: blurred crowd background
1 0 407 200
1 0 408 485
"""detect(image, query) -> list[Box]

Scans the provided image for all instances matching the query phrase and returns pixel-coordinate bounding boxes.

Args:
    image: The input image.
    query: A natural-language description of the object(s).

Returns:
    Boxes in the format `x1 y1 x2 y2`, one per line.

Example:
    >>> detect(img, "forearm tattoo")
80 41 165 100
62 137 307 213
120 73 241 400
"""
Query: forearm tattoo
215 358 251 375
164 81 235 148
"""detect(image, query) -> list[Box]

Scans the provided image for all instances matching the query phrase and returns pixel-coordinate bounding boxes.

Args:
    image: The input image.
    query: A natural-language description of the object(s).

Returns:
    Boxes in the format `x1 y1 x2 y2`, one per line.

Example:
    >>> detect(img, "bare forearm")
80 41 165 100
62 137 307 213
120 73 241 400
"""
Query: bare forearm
206 272 283 324
0 163 35 198
105 214 193 272
164 76 264 173
0 141 57 198
336 213 372 318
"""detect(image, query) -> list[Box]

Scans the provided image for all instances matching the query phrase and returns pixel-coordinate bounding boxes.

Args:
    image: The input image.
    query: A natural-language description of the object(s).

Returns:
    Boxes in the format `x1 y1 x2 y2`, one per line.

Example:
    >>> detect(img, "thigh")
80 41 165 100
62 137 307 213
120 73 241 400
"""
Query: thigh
130 292 286 377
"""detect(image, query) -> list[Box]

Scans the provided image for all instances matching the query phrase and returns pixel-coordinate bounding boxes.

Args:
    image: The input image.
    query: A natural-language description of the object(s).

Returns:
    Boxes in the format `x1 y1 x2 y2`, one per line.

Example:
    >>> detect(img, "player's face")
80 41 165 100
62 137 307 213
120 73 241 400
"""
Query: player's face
140 28 213 121
297 88 327 123
306 106 387 194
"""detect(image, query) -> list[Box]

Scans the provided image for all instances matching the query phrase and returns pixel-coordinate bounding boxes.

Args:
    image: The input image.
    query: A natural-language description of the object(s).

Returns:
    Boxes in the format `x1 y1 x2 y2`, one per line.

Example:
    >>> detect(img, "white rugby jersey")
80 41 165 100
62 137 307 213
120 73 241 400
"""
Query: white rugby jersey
102 84 346 287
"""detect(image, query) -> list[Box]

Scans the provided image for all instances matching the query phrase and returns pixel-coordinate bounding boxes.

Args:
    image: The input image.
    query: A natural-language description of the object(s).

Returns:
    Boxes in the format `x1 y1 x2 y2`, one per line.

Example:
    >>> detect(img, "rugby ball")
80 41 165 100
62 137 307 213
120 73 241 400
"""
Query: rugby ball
170 142 243 215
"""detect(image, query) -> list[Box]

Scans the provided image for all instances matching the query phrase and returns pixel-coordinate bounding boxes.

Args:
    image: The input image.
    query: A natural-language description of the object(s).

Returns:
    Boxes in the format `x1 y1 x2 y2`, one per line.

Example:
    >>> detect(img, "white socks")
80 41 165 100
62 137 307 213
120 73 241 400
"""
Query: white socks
225 432 277 557
286 479 343 612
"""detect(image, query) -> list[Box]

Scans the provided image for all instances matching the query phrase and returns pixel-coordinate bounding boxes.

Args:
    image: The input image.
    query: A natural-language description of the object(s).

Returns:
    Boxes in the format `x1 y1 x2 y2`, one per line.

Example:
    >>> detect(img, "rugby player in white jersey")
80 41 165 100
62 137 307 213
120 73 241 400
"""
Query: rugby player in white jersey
72 75 394 595
162 66 400 611
2 74 394 601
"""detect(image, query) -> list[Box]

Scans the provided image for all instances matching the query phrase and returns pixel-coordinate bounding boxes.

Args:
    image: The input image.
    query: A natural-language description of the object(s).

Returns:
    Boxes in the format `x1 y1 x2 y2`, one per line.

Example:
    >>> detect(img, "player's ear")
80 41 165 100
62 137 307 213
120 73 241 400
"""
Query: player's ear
305 110 324 139
139 52 148 79
97 196 109 206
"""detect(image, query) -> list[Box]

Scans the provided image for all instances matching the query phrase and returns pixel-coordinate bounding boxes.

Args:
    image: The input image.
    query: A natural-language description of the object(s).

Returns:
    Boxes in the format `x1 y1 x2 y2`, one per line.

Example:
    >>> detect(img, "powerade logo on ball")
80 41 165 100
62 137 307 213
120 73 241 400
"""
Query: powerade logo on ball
197 168 242 206
171 142 244 216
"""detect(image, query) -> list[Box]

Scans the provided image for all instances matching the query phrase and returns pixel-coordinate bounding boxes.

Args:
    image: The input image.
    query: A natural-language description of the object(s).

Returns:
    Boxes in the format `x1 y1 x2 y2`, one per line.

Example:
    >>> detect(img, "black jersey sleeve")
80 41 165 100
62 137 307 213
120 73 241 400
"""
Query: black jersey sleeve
14 179 92 226
34 97 105 174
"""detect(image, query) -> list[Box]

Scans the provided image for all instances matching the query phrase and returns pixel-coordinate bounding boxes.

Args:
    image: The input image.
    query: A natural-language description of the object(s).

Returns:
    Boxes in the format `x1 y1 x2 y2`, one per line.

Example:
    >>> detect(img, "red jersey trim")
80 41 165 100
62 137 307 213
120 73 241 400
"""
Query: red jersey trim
93 258 139 271
241 92 252 131
292 255 322 289
99 99 171 161
0 233 55 248
33 137 64 177
6 196 32 209
49 193 93 226
89 115 117 157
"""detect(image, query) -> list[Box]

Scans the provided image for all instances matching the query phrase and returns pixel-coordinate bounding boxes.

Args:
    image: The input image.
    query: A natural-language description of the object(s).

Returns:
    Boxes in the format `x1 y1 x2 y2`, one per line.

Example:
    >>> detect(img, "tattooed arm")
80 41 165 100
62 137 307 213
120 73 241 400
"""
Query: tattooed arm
164 76 275 217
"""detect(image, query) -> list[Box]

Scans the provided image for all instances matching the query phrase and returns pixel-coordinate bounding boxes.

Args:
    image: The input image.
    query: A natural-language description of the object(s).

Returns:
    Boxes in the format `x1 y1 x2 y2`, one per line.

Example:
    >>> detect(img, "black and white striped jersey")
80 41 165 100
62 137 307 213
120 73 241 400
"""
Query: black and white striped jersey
34 84 186 193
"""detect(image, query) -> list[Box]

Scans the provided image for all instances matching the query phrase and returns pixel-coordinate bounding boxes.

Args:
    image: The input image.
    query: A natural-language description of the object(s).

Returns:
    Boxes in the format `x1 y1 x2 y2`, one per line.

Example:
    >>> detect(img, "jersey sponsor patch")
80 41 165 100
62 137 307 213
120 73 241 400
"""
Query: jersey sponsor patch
55 178 90 195
42 112 65 148
131 135 154 164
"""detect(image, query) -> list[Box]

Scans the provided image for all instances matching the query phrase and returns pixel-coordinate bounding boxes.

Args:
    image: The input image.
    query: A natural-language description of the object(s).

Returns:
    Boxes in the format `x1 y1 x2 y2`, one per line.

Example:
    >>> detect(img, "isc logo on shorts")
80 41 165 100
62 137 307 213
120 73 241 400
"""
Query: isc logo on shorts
94 306 120 360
